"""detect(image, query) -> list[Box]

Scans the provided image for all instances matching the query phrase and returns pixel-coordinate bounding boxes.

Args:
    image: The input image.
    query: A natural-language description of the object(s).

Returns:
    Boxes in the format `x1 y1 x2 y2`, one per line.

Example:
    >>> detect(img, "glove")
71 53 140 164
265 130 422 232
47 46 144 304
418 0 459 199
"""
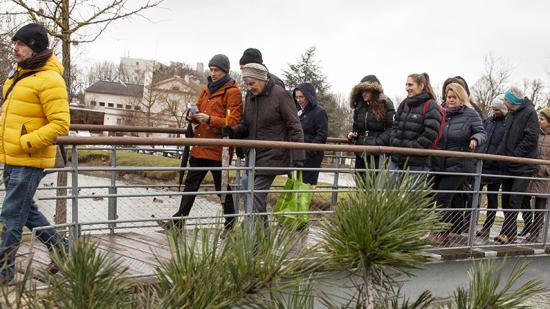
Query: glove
221 126 234 138
236 147 246 159
293 161 304 168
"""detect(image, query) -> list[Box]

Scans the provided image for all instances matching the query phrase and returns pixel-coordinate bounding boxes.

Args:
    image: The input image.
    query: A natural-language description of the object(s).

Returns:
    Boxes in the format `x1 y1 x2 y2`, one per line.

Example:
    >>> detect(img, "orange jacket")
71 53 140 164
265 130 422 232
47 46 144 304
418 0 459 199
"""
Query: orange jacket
190 80 242 161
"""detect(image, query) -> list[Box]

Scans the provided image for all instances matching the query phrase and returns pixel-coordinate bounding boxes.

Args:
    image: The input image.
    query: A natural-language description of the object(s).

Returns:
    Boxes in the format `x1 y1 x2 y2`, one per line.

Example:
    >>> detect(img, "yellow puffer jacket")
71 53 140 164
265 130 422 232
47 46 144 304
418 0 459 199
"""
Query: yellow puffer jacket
0 54 70 168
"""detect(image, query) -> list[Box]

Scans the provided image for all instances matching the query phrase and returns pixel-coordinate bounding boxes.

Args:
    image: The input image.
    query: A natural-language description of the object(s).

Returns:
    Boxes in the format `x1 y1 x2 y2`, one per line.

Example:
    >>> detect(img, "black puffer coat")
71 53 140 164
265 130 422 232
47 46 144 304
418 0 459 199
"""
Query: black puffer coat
390 92 442 167
350 82 395 146
497 100 539 176
478 114 506 176
431 106 486 173
293 82 328 167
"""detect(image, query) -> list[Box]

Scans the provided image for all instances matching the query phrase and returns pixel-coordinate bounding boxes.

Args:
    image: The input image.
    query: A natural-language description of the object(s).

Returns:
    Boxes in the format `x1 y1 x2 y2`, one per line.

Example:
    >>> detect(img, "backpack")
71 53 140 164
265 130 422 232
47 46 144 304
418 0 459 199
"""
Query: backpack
421 99 446 149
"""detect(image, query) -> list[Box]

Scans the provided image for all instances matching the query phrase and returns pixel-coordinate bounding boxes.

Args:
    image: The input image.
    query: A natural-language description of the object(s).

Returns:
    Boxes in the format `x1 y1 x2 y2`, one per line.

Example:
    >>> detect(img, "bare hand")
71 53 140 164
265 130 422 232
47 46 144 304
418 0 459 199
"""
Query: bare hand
192 113 210 124
347 131 358 141
469 139 478 150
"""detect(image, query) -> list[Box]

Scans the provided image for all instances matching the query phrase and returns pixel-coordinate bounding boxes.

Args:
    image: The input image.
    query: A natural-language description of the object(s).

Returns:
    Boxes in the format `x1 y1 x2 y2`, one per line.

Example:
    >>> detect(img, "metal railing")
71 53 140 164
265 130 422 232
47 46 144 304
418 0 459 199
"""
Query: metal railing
8 125 549 258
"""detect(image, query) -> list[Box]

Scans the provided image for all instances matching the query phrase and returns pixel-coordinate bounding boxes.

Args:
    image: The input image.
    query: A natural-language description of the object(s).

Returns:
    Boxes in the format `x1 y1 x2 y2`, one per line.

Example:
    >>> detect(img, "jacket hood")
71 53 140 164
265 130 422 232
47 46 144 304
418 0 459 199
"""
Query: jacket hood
293 82 318 108
350 81 384 107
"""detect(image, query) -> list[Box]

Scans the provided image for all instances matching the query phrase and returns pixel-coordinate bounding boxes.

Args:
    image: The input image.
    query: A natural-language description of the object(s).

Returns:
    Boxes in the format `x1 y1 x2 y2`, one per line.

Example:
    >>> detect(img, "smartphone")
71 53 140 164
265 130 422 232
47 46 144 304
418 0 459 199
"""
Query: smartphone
188 103 198 114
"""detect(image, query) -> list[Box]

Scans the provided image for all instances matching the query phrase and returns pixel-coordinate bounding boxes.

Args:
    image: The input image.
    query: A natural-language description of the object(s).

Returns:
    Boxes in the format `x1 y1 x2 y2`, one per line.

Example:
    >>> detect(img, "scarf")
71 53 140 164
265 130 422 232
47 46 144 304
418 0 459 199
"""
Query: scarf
18 48 53 70
207 74 231 94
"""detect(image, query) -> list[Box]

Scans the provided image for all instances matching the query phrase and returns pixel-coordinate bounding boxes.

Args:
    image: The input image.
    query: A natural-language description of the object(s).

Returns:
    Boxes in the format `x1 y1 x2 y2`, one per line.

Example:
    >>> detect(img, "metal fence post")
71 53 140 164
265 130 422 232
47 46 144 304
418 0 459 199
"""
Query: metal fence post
542 192 550 246
108 146 117 235
467 160 483 250
235 157 241 213
331 151 342 206
246 149 256 222
70 145 80 246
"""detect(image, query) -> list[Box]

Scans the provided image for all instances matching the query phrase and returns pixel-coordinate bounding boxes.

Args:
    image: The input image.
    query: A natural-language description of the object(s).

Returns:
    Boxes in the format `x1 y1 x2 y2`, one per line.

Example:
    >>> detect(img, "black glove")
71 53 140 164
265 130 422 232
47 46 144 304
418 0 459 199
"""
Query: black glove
236 147 246 159
221 126 234 138
293 161 304 168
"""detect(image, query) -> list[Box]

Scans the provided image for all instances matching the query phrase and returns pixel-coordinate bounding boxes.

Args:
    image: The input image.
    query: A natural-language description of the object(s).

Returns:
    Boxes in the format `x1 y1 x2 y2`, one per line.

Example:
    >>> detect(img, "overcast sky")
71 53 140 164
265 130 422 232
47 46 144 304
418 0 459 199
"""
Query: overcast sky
78 0 550 101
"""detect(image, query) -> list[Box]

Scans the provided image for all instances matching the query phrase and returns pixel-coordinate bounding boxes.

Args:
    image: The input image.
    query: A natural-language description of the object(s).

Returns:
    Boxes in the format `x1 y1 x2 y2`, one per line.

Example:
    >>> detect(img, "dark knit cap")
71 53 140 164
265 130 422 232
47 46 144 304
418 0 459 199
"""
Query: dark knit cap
12 23 49 53
360 75 380 84
239 48 263 65
208 54 230 73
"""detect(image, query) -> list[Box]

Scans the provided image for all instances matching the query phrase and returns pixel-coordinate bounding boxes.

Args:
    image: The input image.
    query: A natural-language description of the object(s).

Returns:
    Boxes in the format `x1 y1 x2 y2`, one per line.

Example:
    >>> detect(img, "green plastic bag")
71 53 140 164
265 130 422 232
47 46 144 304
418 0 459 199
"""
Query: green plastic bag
273 171 313 230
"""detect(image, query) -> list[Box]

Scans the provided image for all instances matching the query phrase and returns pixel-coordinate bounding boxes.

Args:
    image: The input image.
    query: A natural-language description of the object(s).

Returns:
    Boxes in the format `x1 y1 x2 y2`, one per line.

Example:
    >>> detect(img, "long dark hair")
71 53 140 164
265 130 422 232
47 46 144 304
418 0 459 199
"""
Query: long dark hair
365 91 386 121
408 73 437 100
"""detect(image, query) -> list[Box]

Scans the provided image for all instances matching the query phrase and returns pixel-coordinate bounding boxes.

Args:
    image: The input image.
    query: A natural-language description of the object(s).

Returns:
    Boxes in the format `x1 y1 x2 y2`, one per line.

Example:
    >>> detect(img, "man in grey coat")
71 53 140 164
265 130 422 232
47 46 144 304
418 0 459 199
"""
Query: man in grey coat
223 63 304 224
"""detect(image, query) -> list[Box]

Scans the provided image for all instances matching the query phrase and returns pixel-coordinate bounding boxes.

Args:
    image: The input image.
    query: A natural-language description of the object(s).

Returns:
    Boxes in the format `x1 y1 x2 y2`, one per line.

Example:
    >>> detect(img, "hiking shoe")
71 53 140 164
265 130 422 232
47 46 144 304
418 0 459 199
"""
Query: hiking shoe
494 234 516 244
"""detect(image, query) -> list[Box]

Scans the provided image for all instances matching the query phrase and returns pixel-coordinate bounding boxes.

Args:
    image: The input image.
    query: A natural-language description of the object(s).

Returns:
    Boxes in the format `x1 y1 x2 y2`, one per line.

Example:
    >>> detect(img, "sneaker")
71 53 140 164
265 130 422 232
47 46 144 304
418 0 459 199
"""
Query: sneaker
47 261 60 274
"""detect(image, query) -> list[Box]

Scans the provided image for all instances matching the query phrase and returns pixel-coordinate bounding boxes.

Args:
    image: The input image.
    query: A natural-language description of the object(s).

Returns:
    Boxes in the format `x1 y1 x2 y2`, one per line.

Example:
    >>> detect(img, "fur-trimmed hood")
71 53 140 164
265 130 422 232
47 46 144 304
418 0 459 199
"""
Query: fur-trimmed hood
350 81 385 108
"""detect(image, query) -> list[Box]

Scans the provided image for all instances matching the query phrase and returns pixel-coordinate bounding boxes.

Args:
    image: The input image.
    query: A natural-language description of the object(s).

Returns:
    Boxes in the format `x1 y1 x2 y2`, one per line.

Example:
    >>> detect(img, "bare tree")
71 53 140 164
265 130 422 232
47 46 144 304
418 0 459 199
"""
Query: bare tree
161 86 201 131
521 78 545 108
471 54 512 118
86 60 120 87
2 0 163 98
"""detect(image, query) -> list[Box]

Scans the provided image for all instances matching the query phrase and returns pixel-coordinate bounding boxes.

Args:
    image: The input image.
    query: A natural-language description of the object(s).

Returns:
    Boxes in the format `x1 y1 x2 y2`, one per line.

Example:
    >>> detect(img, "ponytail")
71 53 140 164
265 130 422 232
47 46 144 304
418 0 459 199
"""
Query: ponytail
408 72 437 100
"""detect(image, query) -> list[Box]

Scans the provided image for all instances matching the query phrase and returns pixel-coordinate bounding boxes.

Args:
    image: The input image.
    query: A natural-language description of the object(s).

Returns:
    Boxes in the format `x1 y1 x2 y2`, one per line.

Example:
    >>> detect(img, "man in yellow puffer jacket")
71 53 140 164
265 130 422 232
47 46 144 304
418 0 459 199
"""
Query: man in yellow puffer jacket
0 23 70 284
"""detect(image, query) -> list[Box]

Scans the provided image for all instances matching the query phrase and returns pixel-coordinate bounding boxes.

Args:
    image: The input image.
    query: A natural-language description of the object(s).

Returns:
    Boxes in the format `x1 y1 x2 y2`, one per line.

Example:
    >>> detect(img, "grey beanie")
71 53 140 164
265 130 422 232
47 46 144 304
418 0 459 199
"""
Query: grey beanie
241 63 268 81
491 94 507 115
208 54 230 73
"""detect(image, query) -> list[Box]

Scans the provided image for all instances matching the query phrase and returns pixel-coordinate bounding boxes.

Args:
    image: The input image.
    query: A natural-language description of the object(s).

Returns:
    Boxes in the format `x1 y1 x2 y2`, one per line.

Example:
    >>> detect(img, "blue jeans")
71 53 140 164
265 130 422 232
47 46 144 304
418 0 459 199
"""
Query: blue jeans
388 160 428 183
0 165 64 279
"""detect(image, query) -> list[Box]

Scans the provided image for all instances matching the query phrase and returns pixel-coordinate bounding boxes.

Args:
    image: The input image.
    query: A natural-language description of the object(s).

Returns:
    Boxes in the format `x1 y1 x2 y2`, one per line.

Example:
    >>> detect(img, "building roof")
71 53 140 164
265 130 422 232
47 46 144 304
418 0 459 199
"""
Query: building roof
85 81 144 97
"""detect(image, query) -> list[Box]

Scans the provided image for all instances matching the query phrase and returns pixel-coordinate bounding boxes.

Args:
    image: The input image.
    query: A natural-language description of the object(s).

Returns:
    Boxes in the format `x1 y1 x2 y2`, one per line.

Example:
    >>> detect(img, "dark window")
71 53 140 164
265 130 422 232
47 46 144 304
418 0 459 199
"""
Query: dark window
126 105 132 109
134 106 141 111
116 104 123 109
108 103 114 108
116 118 122 125
90 101 97 106
99 102 105 107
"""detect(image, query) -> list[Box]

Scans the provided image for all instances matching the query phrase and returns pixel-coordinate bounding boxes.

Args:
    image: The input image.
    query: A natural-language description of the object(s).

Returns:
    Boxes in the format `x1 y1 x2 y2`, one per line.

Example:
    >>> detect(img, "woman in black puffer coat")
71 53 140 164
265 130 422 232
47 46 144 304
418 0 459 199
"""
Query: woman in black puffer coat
390 73 441 171
430 83 486 241
347 75 395 175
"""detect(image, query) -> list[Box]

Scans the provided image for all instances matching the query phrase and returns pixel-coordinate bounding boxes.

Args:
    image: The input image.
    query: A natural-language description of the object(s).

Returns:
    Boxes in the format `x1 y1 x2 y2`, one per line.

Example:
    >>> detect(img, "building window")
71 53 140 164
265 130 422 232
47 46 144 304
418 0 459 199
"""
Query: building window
134 106 141 111
116 118 122 125
136 61 139 66
90 101 97 106
108 103 114 108
125 105 132 110
116 104 123 109
99 102 105 107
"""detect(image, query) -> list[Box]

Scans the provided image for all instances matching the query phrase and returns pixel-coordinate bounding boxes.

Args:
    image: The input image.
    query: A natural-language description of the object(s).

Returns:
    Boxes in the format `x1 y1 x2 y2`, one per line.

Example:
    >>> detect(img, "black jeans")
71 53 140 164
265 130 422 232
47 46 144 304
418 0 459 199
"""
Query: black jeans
433 175 467 234
481 182 502 231
174 157 235 228
500 178 530 238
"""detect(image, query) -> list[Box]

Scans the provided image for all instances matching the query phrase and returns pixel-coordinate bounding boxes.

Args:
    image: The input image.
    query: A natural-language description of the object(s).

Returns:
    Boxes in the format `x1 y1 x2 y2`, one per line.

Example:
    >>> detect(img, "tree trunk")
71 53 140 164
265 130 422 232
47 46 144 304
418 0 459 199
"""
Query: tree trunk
361 266 375 309
56 0 70 225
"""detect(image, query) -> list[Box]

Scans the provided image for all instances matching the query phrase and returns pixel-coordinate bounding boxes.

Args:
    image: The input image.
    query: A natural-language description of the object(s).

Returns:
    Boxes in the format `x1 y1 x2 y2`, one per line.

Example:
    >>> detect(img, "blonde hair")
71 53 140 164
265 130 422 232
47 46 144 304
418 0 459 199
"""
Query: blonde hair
445 83 471 107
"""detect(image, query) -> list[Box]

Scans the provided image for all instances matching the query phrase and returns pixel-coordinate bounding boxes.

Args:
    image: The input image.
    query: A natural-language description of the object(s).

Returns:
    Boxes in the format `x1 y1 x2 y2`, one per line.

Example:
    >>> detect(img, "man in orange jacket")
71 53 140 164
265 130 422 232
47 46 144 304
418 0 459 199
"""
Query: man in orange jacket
159 54 242 231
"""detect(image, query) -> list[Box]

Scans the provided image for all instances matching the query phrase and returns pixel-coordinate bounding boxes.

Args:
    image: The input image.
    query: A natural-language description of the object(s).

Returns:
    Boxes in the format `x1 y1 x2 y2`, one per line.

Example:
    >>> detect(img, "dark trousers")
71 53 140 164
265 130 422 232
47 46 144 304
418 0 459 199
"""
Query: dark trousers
302 151 324 185
521 196 547 236
174 157 235 228
354 154 381 180
481 182 502 231
500 178 530 238
433 175 467 234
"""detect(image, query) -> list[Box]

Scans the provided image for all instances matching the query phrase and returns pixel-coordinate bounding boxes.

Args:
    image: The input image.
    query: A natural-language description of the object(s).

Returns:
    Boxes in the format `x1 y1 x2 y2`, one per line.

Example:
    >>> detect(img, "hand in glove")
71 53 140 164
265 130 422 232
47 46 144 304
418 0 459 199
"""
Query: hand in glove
221 126 234 138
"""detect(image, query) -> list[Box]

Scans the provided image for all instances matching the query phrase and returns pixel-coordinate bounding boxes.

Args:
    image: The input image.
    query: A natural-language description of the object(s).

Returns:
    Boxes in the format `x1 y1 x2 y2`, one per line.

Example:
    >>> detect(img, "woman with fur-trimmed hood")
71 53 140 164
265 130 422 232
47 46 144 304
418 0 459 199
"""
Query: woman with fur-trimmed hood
347 75 395 172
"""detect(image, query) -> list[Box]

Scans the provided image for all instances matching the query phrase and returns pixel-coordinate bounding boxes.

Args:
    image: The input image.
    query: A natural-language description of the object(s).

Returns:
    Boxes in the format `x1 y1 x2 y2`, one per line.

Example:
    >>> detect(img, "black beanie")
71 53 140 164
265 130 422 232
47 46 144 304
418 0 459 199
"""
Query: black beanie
239 48 263 66
360 75 380 84
208 54 230 73
12 23 49 53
